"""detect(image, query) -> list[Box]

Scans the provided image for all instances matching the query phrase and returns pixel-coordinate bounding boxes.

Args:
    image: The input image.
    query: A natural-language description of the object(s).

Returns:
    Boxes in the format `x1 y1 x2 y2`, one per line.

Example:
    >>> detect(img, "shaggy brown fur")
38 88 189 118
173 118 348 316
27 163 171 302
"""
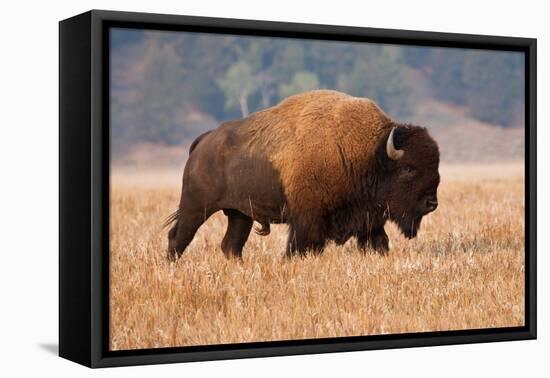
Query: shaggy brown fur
166 90 440 260
248 91 390 219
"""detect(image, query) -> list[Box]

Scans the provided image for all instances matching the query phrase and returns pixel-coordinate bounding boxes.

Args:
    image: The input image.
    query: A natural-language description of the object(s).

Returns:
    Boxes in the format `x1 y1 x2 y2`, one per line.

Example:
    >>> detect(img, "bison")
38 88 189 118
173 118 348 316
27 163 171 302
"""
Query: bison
165 90 440 260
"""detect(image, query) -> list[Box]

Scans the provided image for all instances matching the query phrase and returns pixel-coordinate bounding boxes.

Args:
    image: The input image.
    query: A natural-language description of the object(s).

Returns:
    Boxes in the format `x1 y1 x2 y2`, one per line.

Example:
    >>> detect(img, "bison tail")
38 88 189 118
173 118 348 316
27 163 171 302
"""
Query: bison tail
254 222 271 236
162 209 180 229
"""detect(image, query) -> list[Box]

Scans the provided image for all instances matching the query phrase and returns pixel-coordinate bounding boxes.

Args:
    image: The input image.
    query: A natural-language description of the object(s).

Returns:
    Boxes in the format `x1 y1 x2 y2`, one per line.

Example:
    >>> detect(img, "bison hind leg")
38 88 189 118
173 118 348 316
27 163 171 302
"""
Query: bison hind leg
167 206 214 261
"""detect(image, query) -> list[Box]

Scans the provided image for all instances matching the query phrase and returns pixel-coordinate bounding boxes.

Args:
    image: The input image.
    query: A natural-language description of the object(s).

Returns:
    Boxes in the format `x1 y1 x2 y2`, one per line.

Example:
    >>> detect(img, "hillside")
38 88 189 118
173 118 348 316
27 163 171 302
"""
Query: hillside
110 29 525 168
410 100 524 163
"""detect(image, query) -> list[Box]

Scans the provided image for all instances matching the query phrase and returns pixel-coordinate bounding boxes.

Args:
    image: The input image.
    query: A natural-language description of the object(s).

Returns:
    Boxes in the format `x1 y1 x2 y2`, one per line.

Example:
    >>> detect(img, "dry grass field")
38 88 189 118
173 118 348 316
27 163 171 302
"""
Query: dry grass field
109 163 525 351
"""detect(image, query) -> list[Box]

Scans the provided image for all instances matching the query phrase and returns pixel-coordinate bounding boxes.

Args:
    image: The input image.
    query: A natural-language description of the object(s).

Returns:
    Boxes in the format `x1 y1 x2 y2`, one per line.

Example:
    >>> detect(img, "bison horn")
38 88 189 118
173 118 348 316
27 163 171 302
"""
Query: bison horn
386 127 404 160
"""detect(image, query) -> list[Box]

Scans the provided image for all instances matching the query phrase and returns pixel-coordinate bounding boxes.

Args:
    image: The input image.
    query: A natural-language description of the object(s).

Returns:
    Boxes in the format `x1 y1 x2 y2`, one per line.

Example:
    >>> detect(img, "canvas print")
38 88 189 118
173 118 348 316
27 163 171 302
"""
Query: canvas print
109 28 525 351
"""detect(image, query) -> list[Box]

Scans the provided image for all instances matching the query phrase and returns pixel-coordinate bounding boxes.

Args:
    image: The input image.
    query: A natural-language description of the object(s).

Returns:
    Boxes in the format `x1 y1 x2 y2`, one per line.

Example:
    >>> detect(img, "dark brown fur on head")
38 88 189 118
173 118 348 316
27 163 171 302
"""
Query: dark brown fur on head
306 123 440 253
373 124 440 239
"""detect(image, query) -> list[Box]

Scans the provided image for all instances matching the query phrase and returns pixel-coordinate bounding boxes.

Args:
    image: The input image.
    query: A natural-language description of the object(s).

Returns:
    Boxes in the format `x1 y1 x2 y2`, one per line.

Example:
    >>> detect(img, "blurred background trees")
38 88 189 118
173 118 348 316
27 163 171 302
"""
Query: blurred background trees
111 28 525 161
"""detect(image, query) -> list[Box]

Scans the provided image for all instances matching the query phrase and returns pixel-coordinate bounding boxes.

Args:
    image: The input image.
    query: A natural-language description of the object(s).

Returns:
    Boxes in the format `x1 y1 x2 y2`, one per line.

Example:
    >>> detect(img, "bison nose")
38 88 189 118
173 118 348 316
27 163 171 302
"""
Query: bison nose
426 199 438 212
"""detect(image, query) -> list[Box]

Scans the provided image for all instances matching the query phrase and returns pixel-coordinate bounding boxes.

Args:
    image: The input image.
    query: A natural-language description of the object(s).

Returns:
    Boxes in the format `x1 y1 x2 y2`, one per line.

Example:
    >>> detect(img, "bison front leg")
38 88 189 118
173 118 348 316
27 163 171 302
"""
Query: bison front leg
358 227 389 255
286 221 327 258
221 209 253 259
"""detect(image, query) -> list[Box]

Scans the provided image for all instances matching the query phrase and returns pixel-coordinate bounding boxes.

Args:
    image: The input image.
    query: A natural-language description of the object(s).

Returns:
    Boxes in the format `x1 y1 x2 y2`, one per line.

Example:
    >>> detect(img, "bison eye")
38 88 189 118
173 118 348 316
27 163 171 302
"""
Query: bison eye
403 166 417 176
398 166 417 181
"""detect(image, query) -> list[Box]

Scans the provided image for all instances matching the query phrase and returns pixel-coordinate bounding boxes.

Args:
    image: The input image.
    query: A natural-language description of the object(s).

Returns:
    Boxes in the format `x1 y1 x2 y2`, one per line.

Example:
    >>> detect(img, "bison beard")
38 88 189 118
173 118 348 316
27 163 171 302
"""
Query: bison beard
165 90 440 260
398 214 423 239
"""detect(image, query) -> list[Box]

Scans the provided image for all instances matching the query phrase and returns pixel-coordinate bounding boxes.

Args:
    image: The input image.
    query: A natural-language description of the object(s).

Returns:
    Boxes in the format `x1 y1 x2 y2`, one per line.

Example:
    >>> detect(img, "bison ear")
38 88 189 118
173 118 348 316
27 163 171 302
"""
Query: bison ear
390 126 409 150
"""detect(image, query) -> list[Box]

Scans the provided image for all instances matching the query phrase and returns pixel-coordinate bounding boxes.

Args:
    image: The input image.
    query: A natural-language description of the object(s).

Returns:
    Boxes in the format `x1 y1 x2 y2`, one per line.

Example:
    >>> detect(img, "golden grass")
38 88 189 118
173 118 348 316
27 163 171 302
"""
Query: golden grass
109 164 525 350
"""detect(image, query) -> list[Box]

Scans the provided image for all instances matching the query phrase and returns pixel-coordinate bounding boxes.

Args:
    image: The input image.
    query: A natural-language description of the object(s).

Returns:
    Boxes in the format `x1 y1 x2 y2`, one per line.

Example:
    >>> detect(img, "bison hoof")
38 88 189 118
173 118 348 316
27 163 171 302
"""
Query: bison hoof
166 249 181 262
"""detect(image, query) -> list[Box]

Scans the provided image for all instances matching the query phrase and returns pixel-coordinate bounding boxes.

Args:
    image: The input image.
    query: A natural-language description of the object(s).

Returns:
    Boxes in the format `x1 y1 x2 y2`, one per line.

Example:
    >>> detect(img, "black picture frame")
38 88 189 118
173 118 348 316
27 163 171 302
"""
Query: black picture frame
59 9 537 368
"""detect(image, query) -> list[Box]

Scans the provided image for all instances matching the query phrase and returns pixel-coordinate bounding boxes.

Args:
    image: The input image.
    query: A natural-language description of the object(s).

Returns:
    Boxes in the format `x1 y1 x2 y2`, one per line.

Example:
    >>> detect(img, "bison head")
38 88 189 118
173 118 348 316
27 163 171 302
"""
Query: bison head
377 125 440 238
